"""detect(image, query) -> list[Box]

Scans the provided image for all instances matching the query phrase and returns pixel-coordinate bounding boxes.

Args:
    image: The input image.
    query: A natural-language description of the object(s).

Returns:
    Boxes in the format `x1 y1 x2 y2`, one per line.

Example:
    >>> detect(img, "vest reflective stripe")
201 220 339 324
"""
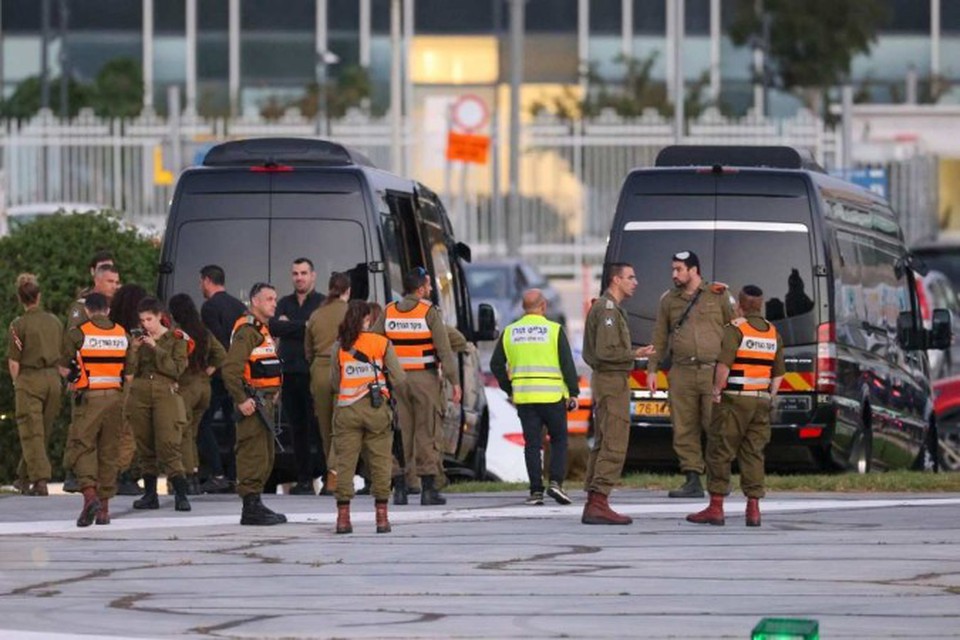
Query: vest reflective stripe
727 319 778 392
502 315 565 404
337 333 389 406
384 301 437 371
232 316 281 388
76 321 128 390
567 408 590 434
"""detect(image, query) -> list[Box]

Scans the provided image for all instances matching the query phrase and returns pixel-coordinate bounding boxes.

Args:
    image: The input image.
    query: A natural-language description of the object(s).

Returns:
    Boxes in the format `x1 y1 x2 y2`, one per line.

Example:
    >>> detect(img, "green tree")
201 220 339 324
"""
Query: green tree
0 75 93 119
90 58 144 118
0 212 159 483
260 64 374 120
728 0 888 113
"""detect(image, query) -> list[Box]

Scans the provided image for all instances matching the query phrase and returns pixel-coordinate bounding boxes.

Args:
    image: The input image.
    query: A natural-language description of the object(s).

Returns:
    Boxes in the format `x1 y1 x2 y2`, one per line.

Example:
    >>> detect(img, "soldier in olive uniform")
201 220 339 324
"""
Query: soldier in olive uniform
373 268 461 506
8 274 63 496
169 294 227 494
305 272 351 495
581 263 653 525
60 293 129 527
687 285 785 527
330 300 407 534
63 262 121 493
125 297 191 511
648 251 735 498
222 282 287 526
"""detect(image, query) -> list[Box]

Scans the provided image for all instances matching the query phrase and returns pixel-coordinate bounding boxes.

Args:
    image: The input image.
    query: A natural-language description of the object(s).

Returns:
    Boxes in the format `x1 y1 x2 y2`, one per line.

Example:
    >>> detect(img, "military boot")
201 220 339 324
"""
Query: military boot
392 475 408 505
375 500 391 534
116 471 142 496
133 475 160 510
172 475 192 512
28 480 49 496
686 493 725 526
96 498 111 525
746 497 761 527
319 470 338 496
76 487 101 528
420 475 446 506
336 501 353 534
668 471 705 499
581 491 633 525
240 494 286 526
63 470 81 493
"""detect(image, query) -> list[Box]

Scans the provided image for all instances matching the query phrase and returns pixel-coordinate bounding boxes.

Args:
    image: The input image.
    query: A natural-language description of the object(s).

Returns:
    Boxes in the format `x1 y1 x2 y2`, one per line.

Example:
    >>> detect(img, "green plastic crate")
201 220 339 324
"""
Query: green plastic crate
751 617 819 640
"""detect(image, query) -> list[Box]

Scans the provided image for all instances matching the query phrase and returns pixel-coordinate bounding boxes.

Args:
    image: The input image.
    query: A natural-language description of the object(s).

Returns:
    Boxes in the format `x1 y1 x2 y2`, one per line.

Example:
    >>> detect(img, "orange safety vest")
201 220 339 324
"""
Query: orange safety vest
231 315 281 388
76 320 128 390
567 377 591 435
337 332 390 407
726 318 778 392
384 300 437 371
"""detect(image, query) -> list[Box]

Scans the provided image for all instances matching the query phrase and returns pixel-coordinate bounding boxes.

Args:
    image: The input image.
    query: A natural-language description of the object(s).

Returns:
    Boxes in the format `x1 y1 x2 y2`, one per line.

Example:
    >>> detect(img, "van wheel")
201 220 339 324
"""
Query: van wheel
850 413 873 474
472 409 490 480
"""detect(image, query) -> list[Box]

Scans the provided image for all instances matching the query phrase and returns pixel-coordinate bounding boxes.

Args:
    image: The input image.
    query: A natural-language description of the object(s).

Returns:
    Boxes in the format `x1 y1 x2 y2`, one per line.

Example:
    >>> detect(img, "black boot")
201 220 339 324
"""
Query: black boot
420 475 446 506
133 475 160 509
116 471 143 496
240 493 286 526
668 471 705 499
172 475 192 512
63 470 81 494
186 474 201 496
392 475 408 506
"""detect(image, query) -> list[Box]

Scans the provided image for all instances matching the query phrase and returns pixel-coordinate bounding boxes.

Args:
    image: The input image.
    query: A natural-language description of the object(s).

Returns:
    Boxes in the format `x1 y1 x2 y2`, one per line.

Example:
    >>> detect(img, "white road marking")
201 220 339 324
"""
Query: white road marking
2 497 959 536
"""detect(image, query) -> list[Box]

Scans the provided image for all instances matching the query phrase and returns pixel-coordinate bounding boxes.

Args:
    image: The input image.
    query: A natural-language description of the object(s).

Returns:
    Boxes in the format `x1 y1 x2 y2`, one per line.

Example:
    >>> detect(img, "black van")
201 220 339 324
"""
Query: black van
604 145 951 472
157 137 498 485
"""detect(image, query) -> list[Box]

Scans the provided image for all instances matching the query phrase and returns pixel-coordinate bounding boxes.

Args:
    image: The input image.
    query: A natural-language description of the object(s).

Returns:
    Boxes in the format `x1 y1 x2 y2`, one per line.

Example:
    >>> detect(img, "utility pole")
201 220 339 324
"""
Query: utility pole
507 0 525 257
673 0 685 143
59 0 69 118
390 0 402 173
143 0 154 111
41 0 51 110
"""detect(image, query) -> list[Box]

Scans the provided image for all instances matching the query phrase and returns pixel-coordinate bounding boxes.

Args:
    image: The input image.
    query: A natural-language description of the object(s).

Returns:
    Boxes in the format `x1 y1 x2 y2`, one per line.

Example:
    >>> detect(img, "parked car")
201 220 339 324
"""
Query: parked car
918 270 960 379
934 374 960 471
1 202 105 236
913 232 960 294
464 259 566 329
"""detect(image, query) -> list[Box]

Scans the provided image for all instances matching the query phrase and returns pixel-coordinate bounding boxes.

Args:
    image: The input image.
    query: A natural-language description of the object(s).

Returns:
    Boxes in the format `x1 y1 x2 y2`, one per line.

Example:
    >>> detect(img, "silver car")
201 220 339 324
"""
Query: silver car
464 259 567 330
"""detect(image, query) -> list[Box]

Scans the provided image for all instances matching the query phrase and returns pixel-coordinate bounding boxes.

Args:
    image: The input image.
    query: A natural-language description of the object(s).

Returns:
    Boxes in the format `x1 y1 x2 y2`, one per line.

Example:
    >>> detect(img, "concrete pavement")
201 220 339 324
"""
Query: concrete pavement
1 490 959 638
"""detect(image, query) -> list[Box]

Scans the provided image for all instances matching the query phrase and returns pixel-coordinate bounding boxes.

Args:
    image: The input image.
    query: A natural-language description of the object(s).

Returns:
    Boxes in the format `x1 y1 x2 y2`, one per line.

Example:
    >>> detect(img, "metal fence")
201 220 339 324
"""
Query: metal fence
0 105 938 275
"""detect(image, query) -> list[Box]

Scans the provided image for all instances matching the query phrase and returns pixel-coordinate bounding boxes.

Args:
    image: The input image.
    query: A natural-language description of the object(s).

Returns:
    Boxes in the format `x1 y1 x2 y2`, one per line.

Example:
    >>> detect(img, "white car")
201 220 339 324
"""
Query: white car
482 387 530 483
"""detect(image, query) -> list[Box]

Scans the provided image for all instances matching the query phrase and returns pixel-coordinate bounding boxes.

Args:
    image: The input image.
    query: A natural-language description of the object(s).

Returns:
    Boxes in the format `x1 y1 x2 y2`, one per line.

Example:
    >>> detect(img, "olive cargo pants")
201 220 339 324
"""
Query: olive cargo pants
15 368 61 482
584 371 630 496
65 389 122 499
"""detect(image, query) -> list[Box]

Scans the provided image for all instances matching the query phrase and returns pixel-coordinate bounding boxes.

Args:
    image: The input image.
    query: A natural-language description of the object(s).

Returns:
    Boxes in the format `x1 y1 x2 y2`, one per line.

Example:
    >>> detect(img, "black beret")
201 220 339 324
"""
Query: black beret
742 285 763 297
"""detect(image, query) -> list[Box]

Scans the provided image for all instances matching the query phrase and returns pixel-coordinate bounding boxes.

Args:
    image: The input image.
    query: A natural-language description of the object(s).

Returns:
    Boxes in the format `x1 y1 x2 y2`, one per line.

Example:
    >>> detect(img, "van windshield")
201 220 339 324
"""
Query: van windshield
615 195 818 347
171 218 366 304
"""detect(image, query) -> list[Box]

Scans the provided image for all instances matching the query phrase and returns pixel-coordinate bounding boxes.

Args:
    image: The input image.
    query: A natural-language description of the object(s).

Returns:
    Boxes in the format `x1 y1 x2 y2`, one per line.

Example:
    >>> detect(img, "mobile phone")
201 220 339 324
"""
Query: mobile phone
130 328 145 339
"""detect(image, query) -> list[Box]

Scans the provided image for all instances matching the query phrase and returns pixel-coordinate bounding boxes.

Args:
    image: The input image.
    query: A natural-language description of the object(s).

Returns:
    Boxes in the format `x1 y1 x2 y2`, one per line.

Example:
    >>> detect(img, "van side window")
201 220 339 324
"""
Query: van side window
380 215 407 302
419 198 458 327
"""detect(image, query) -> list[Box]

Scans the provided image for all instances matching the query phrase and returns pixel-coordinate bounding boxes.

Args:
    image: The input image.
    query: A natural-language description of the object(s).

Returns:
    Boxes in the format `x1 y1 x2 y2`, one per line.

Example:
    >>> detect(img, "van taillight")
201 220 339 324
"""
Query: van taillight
816 322 836 394
250 164 294 173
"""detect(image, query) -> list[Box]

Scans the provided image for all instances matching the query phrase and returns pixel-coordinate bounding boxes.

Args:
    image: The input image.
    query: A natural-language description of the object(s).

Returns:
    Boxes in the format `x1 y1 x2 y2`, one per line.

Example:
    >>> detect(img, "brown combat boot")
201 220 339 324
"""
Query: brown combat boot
28 480 49 496
686 493 725 526
76 487 101 528
746 497 761 527
581 491 633 525
336 501 352 534
375 500 391 534
96 498 111 525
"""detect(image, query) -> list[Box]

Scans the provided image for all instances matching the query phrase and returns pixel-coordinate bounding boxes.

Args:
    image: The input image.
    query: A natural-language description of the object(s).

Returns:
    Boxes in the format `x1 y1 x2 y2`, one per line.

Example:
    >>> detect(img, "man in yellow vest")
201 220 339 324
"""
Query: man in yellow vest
491 289 580 505
687 285 784 528
373 267 461 506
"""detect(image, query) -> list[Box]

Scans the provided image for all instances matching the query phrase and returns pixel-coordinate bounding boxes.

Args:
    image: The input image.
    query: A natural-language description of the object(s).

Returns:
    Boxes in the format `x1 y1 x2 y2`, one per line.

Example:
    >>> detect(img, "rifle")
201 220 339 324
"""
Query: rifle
350 349 404 474
240 381 285 452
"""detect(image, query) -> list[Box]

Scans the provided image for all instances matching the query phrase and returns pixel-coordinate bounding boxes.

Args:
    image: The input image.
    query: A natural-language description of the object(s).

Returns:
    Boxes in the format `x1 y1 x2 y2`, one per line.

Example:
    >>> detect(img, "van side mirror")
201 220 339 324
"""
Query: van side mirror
475 303 499 341
455 241 472 263
897 311 924 351
930 308 953 350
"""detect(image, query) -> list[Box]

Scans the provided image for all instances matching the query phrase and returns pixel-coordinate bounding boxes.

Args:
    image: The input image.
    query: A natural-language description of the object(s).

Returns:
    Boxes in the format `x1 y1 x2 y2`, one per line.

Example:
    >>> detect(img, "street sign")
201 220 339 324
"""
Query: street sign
446 132 490 165
450 94 489 133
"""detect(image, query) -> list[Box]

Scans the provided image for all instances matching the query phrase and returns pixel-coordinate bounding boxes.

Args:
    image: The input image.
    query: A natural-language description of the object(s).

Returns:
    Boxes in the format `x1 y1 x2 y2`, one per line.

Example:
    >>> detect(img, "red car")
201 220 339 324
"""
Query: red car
934 375 960 471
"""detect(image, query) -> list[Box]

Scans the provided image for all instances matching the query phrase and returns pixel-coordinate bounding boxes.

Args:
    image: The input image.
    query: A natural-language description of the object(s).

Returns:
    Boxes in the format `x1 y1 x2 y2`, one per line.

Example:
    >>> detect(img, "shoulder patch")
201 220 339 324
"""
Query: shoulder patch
173 329 190 341
709 282 728 294
731 317 747 327
604 299 615 310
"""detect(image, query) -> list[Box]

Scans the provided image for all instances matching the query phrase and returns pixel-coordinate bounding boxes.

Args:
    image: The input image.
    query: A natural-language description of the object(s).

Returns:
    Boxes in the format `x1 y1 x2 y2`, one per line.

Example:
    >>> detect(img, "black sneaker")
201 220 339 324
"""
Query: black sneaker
525 492 544 506
546 482 572 505
289 481 315 496
63 472 81 494
200 476 234 494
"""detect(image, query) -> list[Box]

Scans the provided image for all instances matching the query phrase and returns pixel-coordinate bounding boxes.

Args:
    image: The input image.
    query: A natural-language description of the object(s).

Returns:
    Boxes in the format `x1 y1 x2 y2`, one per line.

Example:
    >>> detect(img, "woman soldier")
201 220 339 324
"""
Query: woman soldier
125 296 191 511
7 274 62 496
168 293 226 494
330 300 406 534
109 283 149 496
305 272 351 495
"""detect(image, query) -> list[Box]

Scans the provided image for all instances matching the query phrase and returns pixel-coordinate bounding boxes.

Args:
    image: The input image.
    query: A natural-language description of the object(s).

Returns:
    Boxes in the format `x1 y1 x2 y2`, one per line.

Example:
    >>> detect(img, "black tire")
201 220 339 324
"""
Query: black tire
471 409 490 480
938 421 960 472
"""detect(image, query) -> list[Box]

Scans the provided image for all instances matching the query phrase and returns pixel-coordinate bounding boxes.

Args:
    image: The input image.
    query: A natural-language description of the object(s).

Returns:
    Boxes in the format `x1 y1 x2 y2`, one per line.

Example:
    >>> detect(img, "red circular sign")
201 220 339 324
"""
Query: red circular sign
451 94 489 133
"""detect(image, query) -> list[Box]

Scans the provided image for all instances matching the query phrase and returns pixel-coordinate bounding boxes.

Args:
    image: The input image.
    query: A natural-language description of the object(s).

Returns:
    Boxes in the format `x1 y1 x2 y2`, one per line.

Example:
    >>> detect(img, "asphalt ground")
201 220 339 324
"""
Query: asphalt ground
1 490 959 639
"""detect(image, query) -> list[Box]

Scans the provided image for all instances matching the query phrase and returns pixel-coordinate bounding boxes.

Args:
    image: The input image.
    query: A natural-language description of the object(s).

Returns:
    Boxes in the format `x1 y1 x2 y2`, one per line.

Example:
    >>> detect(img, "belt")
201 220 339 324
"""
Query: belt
723 390 771 399
673 358 715 369
80 389 121 397
137 373 176 383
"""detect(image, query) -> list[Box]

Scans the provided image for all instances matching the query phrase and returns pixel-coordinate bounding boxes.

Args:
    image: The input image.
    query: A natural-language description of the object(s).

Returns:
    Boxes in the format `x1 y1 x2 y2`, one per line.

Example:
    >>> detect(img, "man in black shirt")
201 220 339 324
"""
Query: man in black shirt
197 264 247 493
270 258 325 494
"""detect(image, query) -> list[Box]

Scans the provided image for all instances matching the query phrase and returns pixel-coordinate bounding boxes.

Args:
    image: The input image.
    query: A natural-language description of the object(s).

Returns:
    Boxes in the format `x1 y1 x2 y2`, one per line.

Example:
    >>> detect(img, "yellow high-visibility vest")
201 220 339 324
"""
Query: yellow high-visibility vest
502 314 565 404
